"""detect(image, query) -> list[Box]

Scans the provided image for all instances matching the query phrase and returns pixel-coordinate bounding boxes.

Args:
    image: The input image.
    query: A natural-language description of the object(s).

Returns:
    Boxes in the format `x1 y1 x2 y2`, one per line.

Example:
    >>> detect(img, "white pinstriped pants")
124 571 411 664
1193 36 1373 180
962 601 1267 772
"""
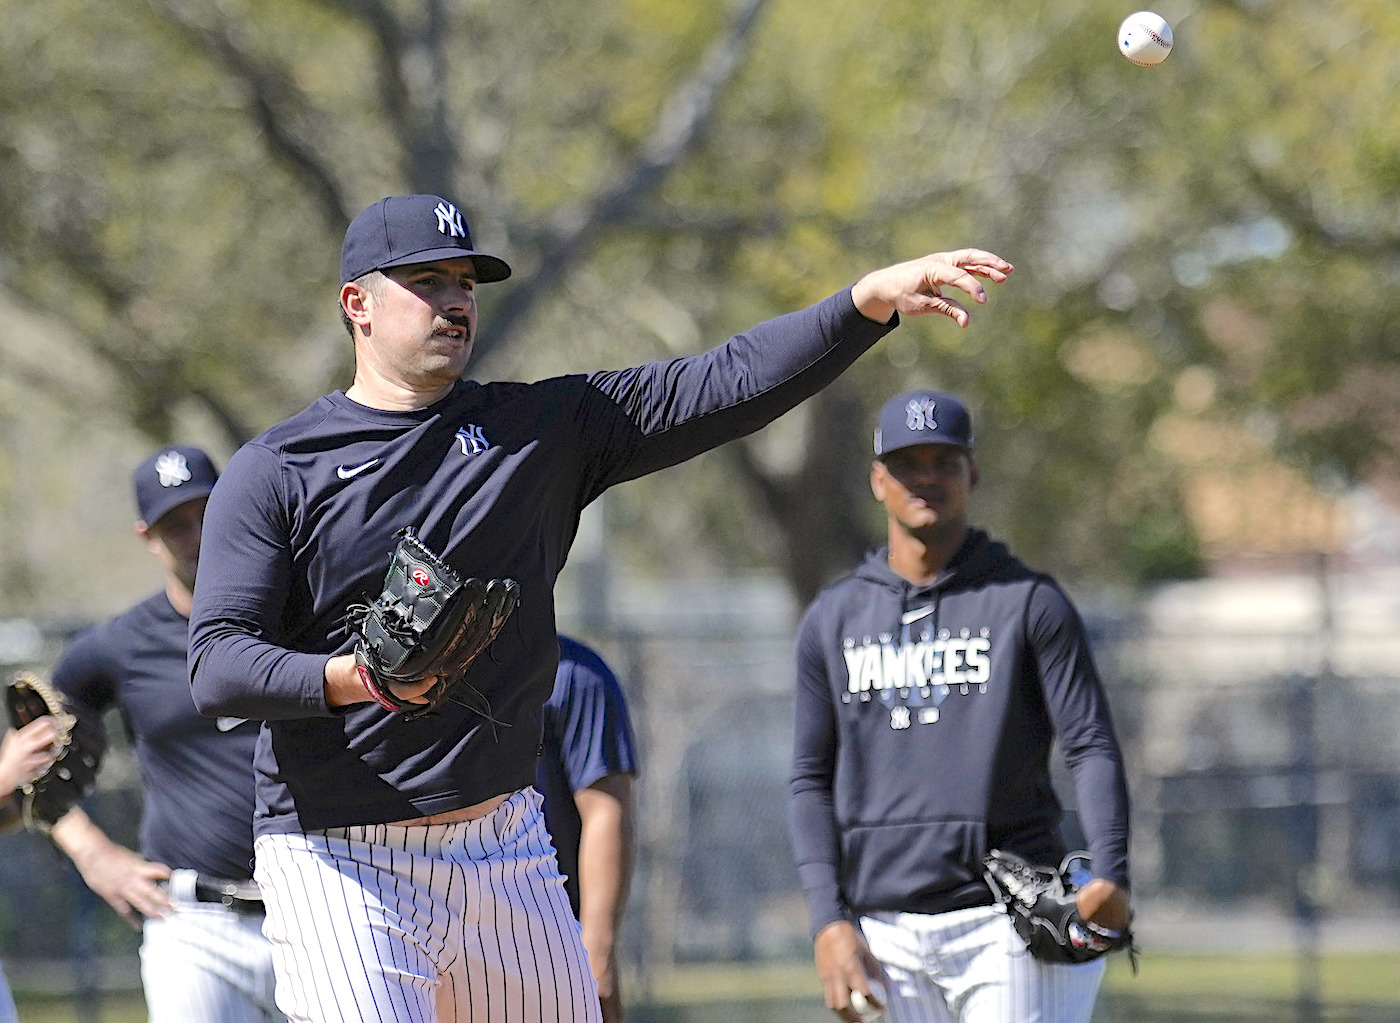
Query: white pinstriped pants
139 890 283 1023
859 905 1106 1023
253 787 601 1023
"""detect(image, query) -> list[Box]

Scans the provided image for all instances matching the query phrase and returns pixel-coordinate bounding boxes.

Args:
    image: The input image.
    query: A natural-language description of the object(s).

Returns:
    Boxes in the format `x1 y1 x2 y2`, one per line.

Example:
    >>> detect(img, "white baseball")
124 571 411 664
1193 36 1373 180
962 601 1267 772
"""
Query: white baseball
1118 11 1173 66
849 980 887 1022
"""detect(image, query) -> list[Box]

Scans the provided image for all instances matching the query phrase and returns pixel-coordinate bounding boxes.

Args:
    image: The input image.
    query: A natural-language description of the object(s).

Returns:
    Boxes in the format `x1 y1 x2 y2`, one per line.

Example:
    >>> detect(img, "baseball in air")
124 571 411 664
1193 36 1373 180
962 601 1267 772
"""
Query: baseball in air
1118 11 1173 66
850 981 888 1022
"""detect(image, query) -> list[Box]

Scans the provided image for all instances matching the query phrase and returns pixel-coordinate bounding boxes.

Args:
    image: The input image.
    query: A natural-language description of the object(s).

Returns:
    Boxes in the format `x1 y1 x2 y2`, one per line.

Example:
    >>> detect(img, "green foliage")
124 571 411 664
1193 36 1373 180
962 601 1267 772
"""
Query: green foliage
1 0 1399 601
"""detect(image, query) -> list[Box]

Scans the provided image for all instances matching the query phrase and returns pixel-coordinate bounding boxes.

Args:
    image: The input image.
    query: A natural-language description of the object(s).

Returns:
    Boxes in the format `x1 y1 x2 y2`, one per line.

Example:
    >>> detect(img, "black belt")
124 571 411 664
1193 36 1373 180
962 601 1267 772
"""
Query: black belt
193 875 265 914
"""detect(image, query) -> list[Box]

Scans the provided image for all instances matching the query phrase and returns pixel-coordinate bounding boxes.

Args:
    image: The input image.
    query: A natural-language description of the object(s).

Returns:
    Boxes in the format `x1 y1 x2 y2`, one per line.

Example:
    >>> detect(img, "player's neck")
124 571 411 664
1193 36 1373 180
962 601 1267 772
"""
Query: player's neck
166 578 194 619
346 375 457 412
887 523 969 586
346 355 459 411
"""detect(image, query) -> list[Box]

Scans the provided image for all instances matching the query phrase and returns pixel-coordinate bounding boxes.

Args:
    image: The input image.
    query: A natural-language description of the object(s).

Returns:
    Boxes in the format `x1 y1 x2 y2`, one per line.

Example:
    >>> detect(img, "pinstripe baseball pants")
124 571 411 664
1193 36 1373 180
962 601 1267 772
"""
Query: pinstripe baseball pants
859 905 1106 1023
253 787 601 1023
140 885 283 1023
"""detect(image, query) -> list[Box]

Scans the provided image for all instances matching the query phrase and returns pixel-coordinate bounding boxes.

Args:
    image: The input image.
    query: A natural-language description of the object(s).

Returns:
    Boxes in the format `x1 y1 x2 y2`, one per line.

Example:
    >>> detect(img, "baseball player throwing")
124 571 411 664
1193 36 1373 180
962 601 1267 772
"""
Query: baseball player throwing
49 447 283 1023
787 390 1131 1023
187 193 1011 1023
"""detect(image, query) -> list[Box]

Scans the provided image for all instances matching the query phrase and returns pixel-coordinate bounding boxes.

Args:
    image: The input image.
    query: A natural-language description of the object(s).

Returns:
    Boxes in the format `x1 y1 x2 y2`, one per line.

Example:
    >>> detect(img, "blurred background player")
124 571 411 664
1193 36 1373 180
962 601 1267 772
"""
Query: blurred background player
47 446 283 1023
787 390 1131 1023
0 715 63 1023
538 636 640 1023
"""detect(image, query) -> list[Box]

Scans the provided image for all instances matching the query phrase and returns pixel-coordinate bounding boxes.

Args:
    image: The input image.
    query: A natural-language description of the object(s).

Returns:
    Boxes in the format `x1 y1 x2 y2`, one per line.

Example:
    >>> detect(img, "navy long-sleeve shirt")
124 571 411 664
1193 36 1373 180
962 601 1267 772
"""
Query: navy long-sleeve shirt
189 289 893 836
788 531 1131 935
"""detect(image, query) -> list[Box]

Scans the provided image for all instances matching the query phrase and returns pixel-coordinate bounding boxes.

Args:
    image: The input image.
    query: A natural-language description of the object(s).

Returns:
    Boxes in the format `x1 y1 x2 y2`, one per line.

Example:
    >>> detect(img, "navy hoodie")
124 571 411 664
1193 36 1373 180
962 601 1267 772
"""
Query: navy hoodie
788 529 1130 935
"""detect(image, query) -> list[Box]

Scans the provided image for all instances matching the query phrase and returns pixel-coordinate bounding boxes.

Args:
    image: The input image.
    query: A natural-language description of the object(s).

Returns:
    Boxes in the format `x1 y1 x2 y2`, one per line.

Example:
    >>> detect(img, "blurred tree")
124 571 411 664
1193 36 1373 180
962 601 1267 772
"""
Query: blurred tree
0 0 1398 605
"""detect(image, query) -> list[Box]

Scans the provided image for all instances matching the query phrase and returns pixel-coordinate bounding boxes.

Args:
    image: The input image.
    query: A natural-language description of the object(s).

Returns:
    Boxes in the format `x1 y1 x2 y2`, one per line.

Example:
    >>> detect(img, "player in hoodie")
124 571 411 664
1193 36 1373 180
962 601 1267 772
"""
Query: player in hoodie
787 389 1132 1023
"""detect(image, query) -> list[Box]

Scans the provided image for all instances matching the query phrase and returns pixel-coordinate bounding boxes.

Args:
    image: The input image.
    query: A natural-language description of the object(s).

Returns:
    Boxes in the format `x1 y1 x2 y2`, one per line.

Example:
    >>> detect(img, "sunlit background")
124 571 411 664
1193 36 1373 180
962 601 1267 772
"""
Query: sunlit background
2 0 1399 1019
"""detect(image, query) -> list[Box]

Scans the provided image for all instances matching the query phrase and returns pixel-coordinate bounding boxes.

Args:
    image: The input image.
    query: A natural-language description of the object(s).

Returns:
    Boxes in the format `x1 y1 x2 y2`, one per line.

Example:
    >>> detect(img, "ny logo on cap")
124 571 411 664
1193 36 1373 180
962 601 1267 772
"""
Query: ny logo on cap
905 396 940 433
435 201 466 239
154 451 192 488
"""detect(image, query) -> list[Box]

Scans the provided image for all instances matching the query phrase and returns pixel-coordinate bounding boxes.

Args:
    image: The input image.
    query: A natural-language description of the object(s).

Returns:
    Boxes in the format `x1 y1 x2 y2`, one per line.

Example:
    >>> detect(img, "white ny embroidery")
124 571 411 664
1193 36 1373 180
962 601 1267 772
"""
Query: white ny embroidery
154 451 192 488
435 201 466 238
456 425 489 455
905 396 940 432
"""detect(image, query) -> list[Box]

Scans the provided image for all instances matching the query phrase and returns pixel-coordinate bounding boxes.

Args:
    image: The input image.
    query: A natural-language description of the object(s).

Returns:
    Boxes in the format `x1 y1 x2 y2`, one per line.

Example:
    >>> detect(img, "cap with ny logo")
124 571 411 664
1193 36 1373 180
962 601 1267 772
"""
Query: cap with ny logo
339 194 513 285
873 390 974 457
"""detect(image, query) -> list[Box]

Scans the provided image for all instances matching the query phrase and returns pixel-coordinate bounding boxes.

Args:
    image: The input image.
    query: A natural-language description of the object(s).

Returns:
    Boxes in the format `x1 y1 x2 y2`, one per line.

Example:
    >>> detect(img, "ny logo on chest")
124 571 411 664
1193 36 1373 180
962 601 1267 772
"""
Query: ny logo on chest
455 424 489 455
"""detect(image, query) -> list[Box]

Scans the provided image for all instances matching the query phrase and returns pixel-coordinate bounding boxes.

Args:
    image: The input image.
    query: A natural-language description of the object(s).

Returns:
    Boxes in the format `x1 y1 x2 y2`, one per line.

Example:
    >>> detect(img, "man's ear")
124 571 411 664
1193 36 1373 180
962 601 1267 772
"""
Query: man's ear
136 520 164 558
870 460 887 502
969 458 980 491
341 281 373 330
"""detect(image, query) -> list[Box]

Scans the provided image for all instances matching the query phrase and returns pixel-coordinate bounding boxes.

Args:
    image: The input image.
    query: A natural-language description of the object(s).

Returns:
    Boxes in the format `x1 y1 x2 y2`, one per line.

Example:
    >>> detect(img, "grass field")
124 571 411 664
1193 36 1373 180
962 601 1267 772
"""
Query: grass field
14 950 1400 1022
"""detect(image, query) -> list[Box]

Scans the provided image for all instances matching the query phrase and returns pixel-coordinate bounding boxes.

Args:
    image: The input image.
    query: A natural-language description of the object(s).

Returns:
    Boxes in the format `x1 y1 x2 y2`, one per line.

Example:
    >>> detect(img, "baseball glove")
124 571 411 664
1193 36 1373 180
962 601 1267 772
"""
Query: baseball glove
983 848 1136 967
348 528 520 721
5 672 104 832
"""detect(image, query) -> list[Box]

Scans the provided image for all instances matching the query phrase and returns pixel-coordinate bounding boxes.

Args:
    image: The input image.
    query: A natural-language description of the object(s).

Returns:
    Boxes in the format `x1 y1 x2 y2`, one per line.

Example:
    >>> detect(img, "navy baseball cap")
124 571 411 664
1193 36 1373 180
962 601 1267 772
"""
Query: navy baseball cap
339 194 513 285
133 446 219 526
873 390 974 457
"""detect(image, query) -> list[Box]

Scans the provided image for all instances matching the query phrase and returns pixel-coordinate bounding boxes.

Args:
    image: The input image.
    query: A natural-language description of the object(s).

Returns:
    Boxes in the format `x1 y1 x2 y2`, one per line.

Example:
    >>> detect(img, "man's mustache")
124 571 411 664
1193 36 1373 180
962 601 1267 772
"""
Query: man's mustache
432 315 473 337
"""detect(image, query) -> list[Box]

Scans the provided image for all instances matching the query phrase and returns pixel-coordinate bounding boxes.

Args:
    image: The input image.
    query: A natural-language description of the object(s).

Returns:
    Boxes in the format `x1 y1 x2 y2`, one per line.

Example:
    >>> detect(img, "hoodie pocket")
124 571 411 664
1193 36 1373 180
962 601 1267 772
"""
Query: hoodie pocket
840 818 988 913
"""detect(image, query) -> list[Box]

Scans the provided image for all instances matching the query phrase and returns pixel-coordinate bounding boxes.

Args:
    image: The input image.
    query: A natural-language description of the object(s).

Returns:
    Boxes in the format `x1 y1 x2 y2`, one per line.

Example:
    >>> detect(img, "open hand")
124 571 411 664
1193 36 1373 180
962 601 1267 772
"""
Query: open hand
852 249 1014 327
79 844 173 928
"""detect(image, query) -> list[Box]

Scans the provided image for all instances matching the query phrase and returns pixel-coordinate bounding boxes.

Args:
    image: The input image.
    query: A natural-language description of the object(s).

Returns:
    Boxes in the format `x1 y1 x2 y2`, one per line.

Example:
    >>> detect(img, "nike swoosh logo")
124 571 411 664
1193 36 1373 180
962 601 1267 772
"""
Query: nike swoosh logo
901 605 935 625
337 459 381 480
215 716 249 732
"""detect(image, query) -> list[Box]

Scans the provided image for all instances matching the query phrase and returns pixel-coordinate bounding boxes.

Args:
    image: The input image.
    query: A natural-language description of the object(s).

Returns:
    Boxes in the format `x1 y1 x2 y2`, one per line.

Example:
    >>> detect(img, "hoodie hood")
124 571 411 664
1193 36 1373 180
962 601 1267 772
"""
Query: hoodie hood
851 528 1023 608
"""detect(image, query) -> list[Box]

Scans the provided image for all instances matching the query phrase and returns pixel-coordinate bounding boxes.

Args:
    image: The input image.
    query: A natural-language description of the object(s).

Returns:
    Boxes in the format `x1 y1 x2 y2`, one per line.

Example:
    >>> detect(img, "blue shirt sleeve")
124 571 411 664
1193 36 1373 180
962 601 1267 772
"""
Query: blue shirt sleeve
537 638 638 917
189 442 339 720
787 603 848 936
548 641 638 792
575 290 896 497
49 625 121 740
51 627 119 714
1027 581 1131 888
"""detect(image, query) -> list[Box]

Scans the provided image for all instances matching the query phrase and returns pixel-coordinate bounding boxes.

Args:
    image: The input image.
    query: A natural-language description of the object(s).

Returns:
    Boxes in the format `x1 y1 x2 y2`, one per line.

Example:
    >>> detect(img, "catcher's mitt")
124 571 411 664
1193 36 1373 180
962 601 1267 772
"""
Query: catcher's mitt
983 849 1136 968
348 528 520 721
5 672 104 832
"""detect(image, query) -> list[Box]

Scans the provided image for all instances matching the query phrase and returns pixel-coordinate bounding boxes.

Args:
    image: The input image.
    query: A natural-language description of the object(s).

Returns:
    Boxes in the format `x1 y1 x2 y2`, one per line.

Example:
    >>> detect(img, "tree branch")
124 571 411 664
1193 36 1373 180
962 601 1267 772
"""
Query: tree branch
149 0 351 233
190 385 257 446
724 385 875 604
474 0 774 361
